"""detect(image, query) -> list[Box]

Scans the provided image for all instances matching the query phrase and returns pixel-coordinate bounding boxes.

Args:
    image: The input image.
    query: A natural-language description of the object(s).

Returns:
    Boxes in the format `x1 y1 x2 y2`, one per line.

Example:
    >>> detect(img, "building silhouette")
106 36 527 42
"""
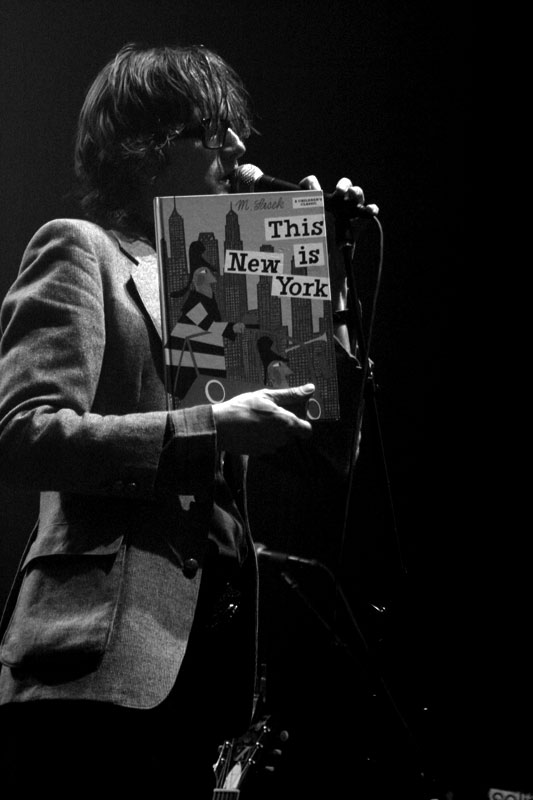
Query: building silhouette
160 200 188 329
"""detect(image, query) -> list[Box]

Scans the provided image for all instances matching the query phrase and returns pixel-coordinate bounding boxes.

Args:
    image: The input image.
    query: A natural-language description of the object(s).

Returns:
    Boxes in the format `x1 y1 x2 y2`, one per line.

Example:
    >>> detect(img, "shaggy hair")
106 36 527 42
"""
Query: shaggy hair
74 42 253 234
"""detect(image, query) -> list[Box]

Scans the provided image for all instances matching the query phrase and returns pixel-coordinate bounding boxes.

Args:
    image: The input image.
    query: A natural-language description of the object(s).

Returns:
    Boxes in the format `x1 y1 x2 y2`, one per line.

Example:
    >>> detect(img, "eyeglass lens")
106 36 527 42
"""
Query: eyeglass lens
202 118 229 149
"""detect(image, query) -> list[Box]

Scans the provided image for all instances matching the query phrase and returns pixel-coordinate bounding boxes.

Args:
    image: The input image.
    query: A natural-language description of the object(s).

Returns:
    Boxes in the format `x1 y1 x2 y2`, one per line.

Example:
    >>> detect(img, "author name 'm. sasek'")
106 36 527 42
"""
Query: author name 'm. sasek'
234 197 285 212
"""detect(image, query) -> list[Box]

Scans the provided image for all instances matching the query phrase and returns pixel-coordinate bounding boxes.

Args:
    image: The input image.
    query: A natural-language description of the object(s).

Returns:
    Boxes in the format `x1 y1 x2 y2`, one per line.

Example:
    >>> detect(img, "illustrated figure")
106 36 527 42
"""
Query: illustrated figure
169 240 244 401
256 335 291 388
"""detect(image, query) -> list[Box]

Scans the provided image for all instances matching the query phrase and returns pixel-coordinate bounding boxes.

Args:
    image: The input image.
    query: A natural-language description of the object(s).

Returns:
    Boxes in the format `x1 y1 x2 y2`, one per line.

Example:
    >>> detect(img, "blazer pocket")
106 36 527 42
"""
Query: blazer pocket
0 526 125 669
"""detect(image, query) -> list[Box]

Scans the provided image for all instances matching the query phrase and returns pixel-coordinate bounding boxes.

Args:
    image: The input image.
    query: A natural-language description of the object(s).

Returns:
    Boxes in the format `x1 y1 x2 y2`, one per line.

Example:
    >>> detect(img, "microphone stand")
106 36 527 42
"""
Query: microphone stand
278 561 410 728
319 210 439 792
277 558 440 796
335 212 406 579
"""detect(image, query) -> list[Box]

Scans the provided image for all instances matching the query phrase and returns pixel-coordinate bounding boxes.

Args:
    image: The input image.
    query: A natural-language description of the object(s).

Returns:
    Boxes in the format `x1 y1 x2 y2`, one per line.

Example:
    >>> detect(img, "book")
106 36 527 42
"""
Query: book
154 190 339 420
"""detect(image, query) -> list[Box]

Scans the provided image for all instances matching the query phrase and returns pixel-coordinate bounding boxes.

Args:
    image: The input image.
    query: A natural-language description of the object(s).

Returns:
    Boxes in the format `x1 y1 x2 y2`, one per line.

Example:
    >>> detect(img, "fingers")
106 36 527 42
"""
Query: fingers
299 175 321 190
265 383 315 402
263 383 315 426
334 177 365 206
212 385 315 455
300 174 366 208
301 174 367 209
272 407 313 442
270 403 313 437
264 383 315 409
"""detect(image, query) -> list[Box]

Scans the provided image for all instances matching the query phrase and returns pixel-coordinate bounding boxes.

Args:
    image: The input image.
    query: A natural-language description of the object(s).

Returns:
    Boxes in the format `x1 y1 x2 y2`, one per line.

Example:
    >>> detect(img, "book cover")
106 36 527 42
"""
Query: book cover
154 190 339 420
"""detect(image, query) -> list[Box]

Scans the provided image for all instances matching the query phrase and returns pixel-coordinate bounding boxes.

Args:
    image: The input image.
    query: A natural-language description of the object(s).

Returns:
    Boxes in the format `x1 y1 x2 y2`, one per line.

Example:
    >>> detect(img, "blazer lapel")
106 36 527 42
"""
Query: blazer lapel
130 256 162 340
111 231 162 340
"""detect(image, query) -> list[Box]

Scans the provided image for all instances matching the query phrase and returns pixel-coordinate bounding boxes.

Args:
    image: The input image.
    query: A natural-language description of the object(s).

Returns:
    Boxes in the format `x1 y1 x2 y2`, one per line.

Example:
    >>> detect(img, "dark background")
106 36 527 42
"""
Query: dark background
0 3 510 799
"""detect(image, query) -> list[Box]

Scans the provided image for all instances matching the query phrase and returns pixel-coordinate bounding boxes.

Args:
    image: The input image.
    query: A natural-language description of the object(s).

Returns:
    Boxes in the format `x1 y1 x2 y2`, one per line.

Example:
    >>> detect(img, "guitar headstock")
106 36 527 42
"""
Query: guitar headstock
213 713 289 797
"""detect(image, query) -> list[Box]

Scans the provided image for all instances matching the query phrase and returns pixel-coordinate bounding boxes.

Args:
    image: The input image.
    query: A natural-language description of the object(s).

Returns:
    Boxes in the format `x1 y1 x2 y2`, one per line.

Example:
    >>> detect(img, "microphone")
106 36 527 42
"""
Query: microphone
232 163 379 219
254 542 320 568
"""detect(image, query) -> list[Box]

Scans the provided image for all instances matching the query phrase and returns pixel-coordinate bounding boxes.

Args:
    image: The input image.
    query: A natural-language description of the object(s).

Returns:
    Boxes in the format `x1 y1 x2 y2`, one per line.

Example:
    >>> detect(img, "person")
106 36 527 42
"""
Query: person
0 42 367 797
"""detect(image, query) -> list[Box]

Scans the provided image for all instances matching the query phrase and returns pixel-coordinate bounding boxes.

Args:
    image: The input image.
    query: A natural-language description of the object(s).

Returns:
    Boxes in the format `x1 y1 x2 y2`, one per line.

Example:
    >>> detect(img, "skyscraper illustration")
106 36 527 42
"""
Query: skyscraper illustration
286 259 337 417
198 231 225 317
223 204 248 380
161 200 188 328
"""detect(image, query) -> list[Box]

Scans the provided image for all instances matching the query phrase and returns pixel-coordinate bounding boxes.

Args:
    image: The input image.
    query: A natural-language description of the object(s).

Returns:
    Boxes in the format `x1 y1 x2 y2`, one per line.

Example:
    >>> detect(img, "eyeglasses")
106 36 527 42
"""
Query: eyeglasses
198 117 230 149
170 117 230 150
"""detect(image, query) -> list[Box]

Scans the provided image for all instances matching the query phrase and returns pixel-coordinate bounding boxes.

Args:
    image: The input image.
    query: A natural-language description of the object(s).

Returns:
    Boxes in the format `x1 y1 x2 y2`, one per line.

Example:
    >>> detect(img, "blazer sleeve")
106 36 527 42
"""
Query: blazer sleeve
0 219 217 499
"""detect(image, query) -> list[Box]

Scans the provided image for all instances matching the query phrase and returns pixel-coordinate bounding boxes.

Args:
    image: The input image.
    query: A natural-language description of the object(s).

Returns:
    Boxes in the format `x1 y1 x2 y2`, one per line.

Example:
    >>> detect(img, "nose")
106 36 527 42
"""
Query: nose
224 127 246 157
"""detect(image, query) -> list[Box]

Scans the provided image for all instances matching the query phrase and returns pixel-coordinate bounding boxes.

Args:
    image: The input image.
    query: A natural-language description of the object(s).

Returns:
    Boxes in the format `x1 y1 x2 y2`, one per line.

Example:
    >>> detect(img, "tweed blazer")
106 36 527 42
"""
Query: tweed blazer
0 219 257 716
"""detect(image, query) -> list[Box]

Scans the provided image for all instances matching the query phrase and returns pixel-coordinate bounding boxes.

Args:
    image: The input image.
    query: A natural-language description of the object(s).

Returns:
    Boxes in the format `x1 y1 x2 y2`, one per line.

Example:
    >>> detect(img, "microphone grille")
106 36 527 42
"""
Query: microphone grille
233 163 263 190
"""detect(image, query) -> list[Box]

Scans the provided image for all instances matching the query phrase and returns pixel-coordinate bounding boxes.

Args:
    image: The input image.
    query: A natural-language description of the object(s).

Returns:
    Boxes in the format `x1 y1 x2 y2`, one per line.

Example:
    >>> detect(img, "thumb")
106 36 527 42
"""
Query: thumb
299 175 321 190
264 383 315 410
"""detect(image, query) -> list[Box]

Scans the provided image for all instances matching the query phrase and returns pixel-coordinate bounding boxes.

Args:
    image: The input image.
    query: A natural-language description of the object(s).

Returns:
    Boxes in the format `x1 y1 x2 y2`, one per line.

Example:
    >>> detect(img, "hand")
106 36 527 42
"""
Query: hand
232 322 245 334
298 175 367 340
299 175 368 209
212 384 315 455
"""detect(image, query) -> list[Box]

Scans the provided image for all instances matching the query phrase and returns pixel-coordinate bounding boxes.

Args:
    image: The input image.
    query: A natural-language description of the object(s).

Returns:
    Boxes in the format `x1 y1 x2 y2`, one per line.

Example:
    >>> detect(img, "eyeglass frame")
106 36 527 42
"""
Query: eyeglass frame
164 116 231 151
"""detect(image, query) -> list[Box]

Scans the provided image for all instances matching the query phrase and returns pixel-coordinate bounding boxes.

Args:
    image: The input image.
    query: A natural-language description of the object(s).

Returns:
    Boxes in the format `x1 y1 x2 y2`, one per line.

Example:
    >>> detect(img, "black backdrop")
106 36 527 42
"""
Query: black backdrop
0 2 505 798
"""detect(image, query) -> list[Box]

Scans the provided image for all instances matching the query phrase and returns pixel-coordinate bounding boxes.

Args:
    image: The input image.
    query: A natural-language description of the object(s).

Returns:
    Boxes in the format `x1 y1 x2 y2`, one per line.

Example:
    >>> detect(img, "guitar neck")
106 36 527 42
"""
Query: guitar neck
213 790 240 799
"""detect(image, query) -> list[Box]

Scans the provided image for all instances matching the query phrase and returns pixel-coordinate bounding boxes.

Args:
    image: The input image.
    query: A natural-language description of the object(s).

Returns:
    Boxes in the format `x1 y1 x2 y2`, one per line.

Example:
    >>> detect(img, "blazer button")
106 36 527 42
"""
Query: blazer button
125 481 138 495
183 558 199 579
